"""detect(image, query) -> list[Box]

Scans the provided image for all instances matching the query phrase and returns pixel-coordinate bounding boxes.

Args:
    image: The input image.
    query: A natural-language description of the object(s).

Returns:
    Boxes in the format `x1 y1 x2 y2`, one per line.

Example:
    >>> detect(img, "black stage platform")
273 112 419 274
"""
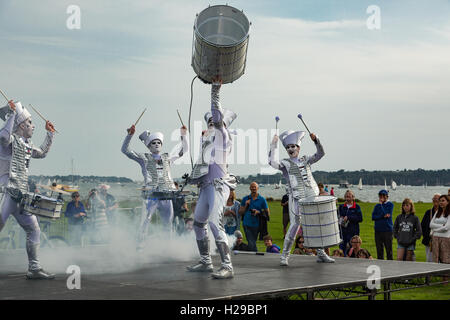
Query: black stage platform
1 247 449 300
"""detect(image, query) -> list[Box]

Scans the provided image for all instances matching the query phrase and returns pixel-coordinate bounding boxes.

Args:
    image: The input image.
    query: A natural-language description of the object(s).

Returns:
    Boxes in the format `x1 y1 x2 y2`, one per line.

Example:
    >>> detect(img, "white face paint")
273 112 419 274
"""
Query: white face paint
148 139 162 154
19 118 35 139
286 144 300 158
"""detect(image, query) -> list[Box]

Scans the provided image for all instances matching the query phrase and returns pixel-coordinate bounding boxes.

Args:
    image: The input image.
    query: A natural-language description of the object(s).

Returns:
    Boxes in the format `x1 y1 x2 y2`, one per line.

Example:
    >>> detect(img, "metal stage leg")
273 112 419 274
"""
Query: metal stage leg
383 282 391 300
368 289 377 300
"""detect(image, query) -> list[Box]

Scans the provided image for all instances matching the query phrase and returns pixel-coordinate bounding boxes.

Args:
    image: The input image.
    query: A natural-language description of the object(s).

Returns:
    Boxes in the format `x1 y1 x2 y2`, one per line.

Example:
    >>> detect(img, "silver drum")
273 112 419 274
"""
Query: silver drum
192 5 250 84
22 193 63 219
299 196 341 249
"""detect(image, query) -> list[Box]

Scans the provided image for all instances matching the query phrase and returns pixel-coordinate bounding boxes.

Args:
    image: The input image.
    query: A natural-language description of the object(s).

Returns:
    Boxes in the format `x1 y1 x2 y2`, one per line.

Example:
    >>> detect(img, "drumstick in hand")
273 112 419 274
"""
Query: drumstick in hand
29 104 59 133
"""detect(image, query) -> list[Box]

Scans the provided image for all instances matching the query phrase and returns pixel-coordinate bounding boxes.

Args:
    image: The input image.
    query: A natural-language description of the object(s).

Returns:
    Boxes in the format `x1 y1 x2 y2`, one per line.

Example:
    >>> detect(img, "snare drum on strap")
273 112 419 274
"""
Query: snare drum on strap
299 195 341 249
22 193 63 219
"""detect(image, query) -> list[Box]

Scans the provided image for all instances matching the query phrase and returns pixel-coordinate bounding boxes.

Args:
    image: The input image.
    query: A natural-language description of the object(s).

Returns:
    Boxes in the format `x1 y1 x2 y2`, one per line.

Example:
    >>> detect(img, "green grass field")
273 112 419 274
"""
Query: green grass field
237 200 450 300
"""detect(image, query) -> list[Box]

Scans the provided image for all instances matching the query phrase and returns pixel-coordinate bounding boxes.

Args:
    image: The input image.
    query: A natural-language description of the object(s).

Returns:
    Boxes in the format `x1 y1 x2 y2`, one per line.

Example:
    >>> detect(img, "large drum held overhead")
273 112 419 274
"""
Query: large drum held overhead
299 195 342 249
191 4 250 84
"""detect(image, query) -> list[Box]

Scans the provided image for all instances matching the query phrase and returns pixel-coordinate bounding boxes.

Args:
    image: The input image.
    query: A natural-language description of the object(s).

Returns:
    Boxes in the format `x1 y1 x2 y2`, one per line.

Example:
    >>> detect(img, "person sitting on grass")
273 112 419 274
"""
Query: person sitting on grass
347 235 372 258
332 249 344 257
231 231 250 252
356 248 373 259
292 236 308 255
263 235 280 253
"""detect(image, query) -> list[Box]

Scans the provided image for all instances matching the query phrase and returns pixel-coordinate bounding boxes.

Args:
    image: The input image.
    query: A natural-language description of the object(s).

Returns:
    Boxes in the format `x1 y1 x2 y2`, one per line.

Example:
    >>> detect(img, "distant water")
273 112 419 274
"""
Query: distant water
57 182 448 204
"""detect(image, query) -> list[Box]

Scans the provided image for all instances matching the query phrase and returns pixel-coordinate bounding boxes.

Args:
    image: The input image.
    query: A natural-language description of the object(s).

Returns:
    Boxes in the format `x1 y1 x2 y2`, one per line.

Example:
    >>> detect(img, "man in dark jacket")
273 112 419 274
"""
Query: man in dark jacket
421 194 440 262
372 189 394 260
338 190 363 256
231 231 250 251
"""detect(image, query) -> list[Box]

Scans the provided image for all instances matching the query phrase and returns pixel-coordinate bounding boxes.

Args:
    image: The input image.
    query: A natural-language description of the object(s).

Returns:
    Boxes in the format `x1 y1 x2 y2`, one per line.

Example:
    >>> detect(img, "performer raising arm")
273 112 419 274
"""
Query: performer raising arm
186 79 237 279
0 99 56 279
269 129 335 266
121 121 188 250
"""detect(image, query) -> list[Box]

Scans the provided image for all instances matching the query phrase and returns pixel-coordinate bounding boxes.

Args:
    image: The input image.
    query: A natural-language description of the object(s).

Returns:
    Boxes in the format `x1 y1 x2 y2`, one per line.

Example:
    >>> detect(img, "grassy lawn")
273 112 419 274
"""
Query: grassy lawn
237 200 450 300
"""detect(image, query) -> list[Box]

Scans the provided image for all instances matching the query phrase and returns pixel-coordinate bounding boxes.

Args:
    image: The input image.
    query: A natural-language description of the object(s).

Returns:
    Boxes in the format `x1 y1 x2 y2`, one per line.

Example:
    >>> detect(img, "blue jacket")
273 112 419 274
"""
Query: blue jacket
266 244 281 253
338 202 363 236
372 201 394 232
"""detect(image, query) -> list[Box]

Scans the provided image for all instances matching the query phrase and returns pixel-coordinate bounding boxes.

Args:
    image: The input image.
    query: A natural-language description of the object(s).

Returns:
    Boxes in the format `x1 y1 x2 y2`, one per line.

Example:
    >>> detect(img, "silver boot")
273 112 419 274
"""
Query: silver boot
211 241 234 279
187 237 213 272
26 243 55 280
316 248 335 263
280 237 294 266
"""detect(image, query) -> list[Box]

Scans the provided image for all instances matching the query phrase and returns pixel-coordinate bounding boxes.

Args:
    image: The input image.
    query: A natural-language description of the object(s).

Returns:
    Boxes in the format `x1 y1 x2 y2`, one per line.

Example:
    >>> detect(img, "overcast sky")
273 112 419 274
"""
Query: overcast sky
0 0 449 181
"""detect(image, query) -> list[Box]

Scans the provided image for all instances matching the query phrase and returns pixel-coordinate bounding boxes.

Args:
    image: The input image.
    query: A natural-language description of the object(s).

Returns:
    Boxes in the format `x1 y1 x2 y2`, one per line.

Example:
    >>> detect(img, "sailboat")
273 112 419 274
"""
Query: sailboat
391 180 397 190
384 179 387 190
274 179 282 189
358 178 363 190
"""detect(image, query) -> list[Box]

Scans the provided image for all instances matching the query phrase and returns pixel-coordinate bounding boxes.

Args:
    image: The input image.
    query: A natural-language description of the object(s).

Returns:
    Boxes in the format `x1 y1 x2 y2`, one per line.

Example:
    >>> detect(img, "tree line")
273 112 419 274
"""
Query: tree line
238 169 450 186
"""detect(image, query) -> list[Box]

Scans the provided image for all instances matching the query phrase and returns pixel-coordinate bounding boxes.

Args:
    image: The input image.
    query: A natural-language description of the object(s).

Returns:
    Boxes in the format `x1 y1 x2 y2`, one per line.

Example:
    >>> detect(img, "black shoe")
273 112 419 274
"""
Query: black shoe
26 269 56 280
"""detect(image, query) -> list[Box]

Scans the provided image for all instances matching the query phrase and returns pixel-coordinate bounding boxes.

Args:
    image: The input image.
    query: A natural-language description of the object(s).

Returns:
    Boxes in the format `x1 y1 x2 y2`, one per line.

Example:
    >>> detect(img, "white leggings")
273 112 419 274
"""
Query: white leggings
138 199 174 241
193 182 230 244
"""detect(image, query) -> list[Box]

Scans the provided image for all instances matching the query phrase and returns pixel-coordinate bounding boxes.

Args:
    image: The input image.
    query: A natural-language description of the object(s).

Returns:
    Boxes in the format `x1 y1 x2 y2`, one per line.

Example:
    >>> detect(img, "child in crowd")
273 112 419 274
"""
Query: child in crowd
394 198 422 261
263 235 281 253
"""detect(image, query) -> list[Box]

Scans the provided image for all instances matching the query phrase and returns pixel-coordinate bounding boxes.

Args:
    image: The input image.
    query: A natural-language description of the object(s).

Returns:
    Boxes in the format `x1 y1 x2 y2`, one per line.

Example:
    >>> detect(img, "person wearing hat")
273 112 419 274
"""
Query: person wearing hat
231 230 249 251
269 127 335 266
121 121 188 250
186 79 237 279
371 189 394 260
0 99 56 279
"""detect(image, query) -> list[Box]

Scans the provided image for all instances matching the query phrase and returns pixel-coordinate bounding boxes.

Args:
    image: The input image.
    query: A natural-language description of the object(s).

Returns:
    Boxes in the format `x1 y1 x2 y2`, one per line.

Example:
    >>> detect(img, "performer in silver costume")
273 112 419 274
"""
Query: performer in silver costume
121 122 188 249
186 79 237 279
0 100 56 279
269 129 335 266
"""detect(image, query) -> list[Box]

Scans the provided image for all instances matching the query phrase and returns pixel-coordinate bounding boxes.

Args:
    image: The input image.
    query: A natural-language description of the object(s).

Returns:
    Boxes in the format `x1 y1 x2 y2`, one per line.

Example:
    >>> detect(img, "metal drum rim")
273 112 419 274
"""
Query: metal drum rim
194 4 250 48
299 195 337 205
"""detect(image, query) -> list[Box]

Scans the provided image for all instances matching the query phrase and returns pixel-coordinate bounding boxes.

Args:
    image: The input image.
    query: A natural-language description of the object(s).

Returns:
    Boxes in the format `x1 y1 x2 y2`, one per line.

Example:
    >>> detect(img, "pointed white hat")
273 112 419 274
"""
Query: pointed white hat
139 131 164 146
280 130 305 148
204 109 237 128
0 101 31 125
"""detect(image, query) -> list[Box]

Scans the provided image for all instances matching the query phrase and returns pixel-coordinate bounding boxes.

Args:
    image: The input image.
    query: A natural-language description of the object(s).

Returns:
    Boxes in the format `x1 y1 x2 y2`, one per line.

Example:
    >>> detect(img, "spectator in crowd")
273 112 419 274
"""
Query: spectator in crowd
184 217 194 233
330 187 335 196
448 188 450 196
325 185 329 193
372 189 394 260
356 248 373 259
239 182 269 252
232 230 250 251
223 190 241 235
421 194 440 262
263 235 280 253
394 198 422 261
98 184 118 226
332 249 345 257
347 235 372 258
64 192 87 246
281 191 289 238
318 183 329 196
338 190 363 255
430 194 450 264
86 188 109 244
172 182 189 234
292 236 308 255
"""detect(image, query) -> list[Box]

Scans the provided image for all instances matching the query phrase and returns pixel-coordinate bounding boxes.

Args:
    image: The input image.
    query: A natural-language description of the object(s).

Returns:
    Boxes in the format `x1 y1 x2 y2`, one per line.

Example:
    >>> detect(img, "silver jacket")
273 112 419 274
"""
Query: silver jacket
190 83 235 184
269 138 325 200
0 112 53 193
121 133 188 190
